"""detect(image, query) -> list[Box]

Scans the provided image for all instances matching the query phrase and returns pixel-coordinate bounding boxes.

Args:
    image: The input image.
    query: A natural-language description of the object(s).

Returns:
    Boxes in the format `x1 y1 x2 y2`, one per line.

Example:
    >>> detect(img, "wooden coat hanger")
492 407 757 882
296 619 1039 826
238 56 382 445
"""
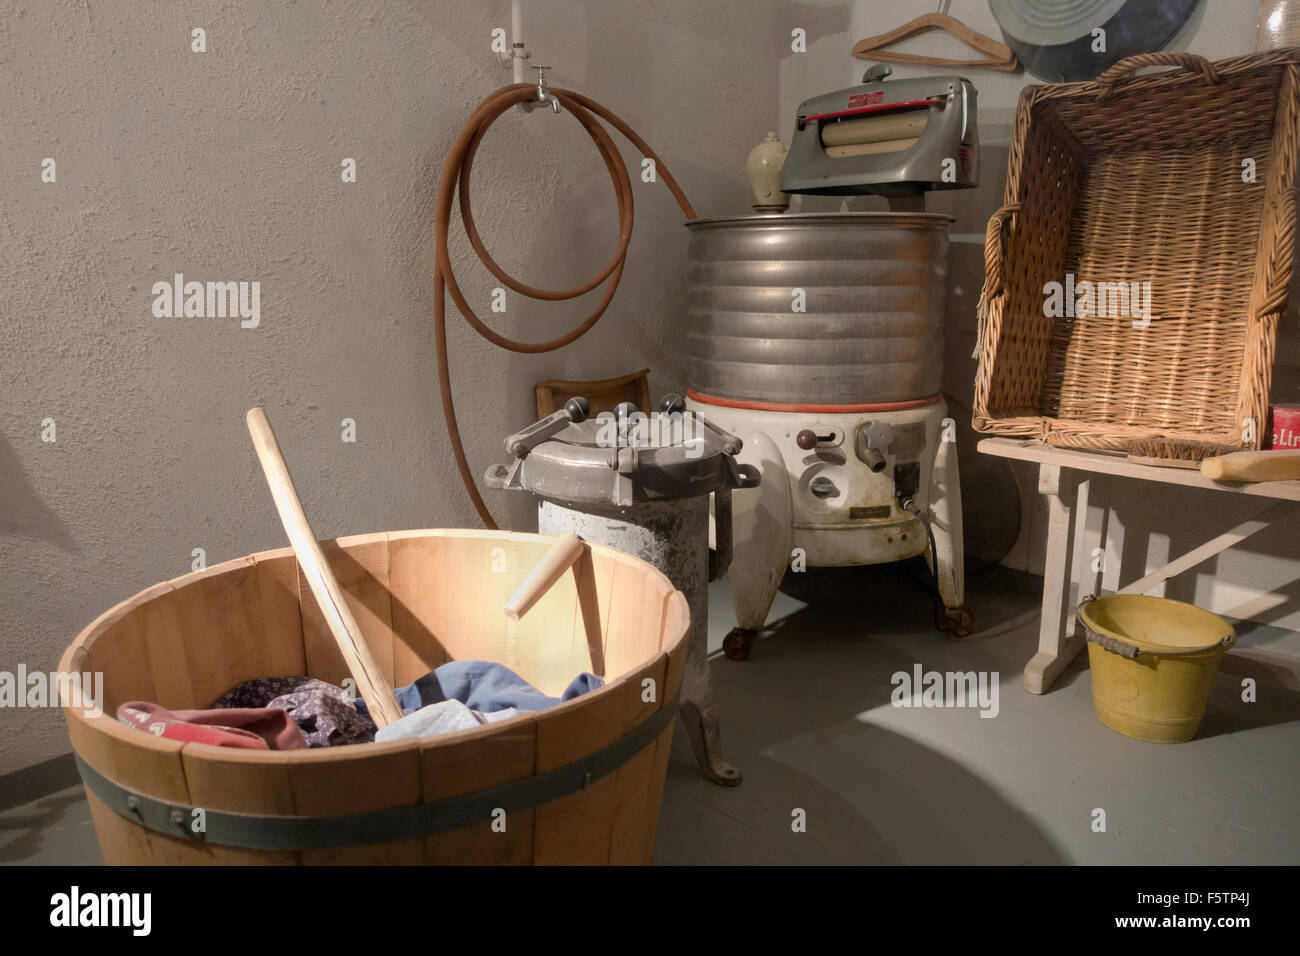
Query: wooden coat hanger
851 0 1020 72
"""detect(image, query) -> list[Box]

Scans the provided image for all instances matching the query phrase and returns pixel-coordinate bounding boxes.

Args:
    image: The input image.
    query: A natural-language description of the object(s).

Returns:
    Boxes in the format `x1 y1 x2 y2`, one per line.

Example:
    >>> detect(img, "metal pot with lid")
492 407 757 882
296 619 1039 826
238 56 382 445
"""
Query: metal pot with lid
484 395 760 787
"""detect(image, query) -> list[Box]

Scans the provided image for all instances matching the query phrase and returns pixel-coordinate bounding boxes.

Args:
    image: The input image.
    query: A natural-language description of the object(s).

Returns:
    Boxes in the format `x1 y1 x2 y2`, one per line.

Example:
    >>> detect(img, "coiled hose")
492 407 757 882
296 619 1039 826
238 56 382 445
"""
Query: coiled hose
434 83 697 527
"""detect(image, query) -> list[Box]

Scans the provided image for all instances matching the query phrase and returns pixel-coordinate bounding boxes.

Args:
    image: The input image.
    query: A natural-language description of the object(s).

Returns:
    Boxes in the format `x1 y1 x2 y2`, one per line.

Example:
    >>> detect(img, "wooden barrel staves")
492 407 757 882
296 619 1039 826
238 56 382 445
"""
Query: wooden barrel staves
58 529 689 865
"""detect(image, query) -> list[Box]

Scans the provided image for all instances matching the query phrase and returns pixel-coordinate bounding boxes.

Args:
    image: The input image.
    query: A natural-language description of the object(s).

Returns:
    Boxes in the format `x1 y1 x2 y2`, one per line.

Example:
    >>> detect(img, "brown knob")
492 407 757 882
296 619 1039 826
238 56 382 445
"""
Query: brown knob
796 429 818 450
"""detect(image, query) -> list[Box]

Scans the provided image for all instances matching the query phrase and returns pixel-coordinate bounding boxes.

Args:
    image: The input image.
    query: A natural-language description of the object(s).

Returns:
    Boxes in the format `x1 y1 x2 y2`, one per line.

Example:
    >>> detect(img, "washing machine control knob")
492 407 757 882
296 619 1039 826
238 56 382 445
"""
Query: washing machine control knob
660 393 686 415
795 429 818 450
564 397 590 422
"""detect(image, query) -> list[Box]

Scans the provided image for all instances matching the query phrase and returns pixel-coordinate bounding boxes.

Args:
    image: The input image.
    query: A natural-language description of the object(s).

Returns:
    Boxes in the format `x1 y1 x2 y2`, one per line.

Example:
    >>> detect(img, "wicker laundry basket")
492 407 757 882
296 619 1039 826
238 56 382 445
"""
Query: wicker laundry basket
974 50 1300 452
60 530 688 865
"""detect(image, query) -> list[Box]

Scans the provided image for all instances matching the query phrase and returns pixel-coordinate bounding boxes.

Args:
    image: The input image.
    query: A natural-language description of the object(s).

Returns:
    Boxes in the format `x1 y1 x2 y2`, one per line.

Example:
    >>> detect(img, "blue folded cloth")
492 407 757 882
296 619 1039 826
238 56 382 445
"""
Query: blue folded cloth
355 660 602 719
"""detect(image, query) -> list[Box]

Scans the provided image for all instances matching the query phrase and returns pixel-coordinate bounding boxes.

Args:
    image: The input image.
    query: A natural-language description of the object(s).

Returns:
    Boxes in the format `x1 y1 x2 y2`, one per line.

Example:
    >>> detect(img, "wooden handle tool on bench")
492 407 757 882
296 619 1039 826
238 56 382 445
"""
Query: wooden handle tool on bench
1201 450 1300 483
504 533 585 622
245 407 404 728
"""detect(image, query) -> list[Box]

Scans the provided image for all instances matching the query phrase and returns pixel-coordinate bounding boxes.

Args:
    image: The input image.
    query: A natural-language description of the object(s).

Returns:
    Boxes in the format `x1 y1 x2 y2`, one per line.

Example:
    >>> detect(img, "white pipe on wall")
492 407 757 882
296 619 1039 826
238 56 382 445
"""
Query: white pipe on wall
512 0 525 85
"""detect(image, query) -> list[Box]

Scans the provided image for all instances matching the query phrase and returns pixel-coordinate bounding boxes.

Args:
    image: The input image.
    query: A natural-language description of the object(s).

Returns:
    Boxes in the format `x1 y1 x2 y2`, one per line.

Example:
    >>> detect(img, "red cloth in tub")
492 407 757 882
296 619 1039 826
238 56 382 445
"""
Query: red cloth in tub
117 701 308 750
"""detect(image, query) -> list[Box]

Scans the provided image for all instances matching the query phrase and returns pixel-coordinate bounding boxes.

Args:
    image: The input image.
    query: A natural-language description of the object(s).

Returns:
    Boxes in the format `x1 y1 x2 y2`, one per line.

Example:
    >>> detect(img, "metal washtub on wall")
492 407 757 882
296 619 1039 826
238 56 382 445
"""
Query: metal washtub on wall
685 213 953 406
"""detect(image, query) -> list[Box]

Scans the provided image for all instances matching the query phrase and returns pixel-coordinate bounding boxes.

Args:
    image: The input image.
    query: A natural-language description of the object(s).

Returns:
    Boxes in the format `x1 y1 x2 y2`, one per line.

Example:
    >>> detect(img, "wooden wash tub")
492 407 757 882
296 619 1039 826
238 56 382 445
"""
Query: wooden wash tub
59 529 688 865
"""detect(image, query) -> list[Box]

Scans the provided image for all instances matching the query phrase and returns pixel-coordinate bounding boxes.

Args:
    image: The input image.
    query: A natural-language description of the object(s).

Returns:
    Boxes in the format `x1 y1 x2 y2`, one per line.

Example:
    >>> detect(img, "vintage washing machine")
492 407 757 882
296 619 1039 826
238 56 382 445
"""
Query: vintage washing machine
686 67 979 658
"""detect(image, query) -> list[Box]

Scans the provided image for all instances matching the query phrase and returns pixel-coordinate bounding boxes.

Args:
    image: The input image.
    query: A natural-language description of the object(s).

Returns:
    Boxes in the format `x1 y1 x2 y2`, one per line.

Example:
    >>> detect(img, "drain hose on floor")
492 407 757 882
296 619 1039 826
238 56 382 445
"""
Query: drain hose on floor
434 83 697 527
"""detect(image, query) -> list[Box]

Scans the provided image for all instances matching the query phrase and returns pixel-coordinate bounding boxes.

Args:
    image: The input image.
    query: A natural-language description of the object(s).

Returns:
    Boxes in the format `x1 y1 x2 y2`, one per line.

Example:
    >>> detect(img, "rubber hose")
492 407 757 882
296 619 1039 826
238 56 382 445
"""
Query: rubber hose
434 83 697 527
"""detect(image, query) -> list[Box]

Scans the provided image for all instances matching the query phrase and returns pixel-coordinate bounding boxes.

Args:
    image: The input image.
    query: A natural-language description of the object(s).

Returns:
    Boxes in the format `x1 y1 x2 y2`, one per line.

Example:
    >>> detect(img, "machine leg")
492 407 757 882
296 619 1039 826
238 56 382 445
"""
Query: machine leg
929 414 973 636
722 627 758 660
678 682 742 787
722 431 793 659
680 546 743 785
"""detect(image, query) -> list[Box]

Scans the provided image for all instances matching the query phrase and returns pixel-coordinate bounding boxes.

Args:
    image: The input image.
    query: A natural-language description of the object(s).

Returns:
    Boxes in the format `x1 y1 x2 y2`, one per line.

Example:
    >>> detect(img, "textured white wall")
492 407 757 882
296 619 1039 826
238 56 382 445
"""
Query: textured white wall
0 0 782 774
775 0 1300 631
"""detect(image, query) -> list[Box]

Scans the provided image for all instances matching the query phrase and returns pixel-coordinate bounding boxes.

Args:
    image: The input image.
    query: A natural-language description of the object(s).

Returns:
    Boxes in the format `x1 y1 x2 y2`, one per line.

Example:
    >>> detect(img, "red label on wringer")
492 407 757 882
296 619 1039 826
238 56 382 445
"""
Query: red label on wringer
847 90 885 109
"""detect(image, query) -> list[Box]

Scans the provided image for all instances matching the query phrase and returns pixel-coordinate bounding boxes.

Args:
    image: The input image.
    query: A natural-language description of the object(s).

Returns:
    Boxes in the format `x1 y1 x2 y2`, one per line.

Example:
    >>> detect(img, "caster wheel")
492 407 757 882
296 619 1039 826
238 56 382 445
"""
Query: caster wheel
722 627 757 660
941 607 975 637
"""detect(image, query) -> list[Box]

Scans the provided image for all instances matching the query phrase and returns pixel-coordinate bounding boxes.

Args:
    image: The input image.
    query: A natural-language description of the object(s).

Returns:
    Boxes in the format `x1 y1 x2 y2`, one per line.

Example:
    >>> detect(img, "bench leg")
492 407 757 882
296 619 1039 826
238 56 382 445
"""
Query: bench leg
1024 464 1086 694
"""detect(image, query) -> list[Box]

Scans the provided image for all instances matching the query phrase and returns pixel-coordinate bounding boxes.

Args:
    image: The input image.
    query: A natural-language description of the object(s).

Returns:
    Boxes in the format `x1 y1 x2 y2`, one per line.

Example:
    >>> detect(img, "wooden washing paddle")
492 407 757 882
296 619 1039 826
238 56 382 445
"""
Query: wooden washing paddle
246 407 404 728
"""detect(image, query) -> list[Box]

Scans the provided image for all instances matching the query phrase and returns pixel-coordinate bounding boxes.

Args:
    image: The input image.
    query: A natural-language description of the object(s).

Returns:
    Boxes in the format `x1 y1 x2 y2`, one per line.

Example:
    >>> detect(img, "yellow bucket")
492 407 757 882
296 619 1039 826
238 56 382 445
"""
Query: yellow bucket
1077 595 1235 744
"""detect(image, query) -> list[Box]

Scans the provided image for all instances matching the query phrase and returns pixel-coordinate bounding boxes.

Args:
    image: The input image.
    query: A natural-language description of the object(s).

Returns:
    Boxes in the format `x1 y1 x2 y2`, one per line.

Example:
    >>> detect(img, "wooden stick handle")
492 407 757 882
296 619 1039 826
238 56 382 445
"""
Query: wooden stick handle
245 408 404 728
1201 450 1300 483
504 534 585 622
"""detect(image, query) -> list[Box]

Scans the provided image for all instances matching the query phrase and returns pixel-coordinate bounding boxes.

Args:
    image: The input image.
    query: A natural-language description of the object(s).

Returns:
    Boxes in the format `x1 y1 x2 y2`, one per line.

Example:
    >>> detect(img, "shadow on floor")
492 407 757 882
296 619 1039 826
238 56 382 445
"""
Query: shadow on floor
655 563 1071 864
0 786 98 865
1197 653 1300 739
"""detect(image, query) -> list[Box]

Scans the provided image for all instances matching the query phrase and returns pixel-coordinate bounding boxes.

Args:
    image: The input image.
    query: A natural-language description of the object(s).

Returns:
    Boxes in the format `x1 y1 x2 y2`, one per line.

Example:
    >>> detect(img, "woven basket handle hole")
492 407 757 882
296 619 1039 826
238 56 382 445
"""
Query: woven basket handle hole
1096 53 1221 100
982 203 1021 296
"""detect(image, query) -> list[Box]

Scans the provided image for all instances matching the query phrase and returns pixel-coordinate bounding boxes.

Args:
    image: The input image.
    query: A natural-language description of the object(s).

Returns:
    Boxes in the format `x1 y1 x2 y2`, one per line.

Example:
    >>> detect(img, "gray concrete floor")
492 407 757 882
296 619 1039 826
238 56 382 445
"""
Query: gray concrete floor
653 565 1300 864
4 564 1299 866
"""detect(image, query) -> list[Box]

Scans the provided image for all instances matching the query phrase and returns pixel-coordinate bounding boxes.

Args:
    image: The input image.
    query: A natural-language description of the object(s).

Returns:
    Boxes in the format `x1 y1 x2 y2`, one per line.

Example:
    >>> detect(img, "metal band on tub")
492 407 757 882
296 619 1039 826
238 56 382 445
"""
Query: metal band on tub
75 689 679 852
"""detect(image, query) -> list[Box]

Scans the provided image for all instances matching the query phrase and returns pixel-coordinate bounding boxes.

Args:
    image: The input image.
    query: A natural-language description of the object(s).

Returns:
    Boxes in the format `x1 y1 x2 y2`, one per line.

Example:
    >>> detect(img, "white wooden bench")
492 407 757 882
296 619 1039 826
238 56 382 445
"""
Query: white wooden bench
977 437 1300 693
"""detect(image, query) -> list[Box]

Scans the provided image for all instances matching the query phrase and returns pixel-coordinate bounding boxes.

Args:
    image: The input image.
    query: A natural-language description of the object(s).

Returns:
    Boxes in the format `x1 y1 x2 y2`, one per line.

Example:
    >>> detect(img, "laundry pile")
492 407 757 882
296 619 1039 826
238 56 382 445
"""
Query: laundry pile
362 660 604 743
116 660 602 750
214 676 373 747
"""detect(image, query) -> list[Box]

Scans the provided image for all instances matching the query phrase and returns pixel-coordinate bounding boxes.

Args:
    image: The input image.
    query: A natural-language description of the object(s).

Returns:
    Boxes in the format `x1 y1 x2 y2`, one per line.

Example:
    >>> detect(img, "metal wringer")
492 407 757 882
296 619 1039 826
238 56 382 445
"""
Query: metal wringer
485 395 760 786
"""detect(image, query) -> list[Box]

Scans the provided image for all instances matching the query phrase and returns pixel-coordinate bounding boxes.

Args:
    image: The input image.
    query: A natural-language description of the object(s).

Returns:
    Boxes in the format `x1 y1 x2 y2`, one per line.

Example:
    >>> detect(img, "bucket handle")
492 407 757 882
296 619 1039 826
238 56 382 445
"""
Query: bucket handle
1076 597 1236 659
1083 628 1142 660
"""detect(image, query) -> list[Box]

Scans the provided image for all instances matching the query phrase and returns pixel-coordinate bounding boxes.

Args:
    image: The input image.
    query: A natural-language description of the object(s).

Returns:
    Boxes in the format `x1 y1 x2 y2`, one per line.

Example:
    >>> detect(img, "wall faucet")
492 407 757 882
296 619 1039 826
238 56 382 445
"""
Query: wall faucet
522 65 561 113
